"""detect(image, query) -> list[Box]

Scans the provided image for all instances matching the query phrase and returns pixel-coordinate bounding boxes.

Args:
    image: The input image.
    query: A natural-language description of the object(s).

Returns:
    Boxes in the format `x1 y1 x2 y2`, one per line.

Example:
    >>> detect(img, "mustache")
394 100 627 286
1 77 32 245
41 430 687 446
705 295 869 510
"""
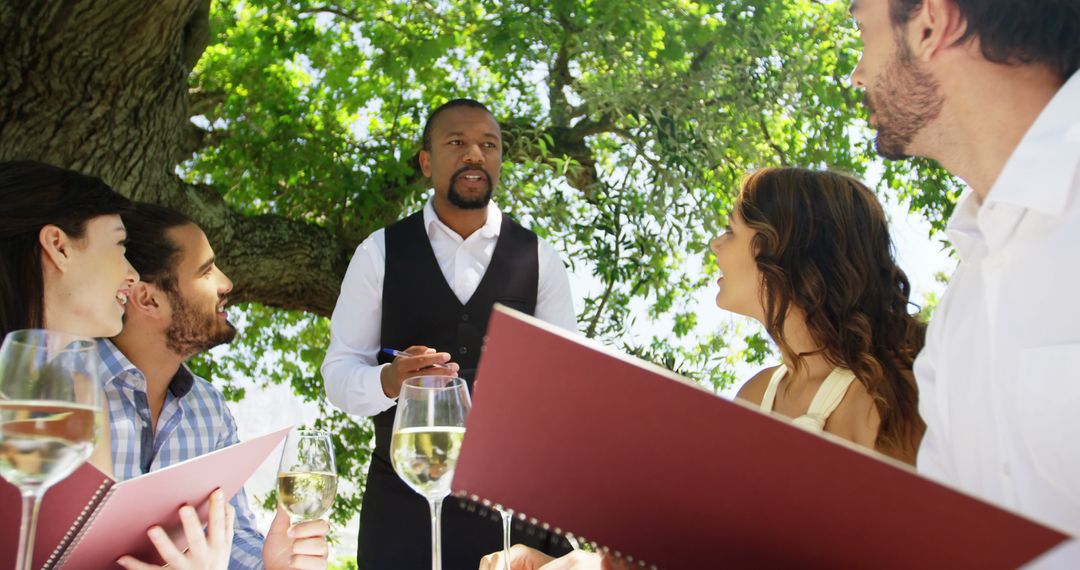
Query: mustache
863 92 875 114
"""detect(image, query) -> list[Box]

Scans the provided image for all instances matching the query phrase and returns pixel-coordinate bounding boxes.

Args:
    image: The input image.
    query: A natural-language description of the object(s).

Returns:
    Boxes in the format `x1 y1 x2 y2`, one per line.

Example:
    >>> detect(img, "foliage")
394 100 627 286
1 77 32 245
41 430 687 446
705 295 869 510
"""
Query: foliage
182 0 961 524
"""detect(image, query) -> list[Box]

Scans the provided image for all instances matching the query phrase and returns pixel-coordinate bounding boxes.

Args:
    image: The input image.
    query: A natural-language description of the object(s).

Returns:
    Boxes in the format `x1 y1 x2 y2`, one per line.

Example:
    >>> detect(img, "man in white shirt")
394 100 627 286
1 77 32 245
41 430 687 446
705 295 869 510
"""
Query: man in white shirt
321 98 576 569
848 0 1080 566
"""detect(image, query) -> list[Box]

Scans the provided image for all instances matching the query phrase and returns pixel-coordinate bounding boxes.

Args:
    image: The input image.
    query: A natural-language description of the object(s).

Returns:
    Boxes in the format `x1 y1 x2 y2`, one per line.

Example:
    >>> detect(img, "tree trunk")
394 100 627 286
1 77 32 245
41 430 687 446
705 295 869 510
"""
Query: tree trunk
0 0 348 316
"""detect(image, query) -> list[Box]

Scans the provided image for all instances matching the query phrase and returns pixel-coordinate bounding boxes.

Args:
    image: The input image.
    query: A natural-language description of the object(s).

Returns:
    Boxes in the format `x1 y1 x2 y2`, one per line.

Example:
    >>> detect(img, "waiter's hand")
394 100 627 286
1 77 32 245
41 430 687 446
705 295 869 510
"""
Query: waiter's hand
381 345 459 398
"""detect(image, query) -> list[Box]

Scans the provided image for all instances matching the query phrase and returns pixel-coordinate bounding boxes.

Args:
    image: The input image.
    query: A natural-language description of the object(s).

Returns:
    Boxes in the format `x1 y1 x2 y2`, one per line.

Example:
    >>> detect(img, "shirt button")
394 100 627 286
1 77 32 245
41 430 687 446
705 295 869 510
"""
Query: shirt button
1002 463 1012 477
459 346 469 355
461 313 470 322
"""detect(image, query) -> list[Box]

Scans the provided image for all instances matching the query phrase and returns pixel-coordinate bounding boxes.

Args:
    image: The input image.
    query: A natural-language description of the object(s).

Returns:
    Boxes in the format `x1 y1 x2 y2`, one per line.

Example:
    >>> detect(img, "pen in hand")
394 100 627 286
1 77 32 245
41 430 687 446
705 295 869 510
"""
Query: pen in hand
381 348 453 369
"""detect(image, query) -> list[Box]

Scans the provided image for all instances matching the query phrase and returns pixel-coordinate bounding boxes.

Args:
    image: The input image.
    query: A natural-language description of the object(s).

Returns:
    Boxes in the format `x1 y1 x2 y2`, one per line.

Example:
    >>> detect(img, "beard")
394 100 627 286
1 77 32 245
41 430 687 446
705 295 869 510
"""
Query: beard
446 166 494 209
164 289 237 357
866 38 944 160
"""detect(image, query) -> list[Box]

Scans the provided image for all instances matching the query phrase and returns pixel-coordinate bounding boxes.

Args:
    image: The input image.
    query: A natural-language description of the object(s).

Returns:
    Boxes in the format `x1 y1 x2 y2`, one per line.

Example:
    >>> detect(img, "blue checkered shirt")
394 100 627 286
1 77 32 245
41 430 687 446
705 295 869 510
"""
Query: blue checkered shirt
98 339 265 569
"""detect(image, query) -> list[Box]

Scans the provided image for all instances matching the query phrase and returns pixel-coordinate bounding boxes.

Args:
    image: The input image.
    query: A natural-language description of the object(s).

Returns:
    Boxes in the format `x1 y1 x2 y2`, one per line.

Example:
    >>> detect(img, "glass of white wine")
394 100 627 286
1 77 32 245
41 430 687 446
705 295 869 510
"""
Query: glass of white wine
0 329 104 570
276 429 338 523
391 376 471 570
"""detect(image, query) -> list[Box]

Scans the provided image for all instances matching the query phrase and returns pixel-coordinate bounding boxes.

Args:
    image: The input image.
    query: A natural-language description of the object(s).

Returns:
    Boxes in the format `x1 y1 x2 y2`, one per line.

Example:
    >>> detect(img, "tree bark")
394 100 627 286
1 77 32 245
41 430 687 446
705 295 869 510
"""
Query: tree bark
0 0 348 316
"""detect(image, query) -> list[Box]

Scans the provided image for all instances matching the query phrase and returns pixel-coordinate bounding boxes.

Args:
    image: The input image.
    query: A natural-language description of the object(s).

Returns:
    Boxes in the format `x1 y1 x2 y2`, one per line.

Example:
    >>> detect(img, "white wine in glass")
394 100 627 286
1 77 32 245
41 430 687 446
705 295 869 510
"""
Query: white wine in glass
277 429 337 522
390 376 471 570
0 330 103 570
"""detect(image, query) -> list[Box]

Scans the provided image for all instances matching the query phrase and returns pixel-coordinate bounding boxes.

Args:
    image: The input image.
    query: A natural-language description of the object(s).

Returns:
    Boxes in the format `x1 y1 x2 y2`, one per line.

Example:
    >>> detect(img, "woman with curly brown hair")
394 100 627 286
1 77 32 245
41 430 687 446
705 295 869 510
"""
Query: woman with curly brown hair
480 167 928 570
719 167 926 464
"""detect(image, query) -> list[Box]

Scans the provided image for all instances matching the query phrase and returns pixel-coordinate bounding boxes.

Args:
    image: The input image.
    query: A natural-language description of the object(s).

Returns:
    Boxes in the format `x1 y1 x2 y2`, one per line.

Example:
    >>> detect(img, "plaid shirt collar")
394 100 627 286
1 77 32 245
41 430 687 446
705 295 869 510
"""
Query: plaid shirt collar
97 338 195 398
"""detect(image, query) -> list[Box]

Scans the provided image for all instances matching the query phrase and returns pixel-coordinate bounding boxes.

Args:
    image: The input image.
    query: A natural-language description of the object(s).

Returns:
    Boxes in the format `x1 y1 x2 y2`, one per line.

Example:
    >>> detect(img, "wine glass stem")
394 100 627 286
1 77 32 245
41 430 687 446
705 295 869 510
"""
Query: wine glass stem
501 509 512 570
16 487 44 570
428 497 444 570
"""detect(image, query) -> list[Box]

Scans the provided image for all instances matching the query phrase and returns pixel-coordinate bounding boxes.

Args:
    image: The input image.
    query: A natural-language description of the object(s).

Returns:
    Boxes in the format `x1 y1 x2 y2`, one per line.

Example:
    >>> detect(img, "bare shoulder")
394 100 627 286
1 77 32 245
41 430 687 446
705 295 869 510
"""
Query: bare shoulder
735 365 781 406
827 377 881 448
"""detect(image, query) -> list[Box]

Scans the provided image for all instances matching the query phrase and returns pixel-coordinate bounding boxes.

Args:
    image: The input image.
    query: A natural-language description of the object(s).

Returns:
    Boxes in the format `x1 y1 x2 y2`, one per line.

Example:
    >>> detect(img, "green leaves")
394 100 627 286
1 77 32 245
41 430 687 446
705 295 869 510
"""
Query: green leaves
184 0 958 525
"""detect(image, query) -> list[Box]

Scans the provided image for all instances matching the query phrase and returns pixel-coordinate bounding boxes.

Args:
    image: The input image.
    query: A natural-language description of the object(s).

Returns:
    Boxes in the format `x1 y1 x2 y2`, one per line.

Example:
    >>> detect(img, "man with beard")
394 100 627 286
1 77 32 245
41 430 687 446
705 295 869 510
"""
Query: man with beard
848 0 1079 566
101 203 331 569
321 98 576 568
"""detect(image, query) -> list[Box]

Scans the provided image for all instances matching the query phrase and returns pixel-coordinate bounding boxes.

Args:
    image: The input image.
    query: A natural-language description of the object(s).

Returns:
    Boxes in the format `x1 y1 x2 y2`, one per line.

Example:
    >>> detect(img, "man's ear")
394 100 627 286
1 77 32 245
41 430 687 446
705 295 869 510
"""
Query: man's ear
127 282 165 319
418 149 433 177
38 224 75 272
910 0 968 63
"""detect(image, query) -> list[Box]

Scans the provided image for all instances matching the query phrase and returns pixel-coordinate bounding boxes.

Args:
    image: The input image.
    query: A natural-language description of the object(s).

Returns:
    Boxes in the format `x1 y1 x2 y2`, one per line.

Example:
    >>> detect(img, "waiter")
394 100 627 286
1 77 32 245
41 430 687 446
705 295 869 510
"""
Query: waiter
322 98 577 569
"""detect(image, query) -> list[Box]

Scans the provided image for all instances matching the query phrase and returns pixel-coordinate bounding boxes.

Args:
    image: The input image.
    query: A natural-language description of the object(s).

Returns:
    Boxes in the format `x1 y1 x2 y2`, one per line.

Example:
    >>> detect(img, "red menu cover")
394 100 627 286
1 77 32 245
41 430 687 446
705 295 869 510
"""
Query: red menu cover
452 306 1069 569
1 425 290 568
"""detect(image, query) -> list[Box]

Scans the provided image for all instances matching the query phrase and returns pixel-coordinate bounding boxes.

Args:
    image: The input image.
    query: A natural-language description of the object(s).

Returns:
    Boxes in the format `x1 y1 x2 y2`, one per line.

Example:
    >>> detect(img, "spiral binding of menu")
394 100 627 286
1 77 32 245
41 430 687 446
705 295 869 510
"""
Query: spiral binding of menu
43 481 116 569
456 492 656 569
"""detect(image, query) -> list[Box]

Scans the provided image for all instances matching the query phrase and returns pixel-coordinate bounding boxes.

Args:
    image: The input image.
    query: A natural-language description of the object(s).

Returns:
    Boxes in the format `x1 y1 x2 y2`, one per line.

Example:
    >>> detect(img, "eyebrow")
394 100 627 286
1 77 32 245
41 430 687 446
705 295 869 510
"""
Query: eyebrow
443 131 501 140
196 256 215 275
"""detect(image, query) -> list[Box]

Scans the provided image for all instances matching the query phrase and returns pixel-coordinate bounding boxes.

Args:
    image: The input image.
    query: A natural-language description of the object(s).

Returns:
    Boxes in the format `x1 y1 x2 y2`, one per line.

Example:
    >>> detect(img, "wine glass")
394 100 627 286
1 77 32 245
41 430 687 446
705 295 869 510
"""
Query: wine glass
0 329 104 570
390 376 471 570
276 429 337 523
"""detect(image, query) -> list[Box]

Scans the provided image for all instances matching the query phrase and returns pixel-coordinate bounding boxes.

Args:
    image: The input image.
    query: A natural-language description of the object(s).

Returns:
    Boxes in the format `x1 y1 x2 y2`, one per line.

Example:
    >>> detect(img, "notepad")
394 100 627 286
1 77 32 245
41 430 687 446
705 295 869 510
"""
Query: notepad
0 425 290 569
451 305 1069 569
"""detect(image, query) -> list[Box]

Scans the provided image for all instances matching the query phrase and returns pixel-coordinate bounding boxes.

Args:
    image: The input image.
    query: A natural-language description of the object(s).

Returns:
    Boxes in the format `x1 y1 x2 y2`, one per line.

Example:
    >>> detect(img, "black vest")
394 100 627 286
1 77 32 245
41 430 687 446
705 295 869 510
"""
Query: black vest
370 210 538 458
358 211 570 569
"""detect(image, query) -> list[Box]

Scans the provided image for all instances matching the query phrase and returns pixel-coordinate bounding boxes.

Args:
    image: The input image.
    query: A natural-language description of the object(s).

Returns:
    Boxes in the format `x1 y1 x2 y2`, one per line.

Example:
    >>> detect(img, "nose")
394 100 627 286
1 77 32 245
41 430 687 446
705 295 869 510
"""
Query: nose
709 236 722 254
124 258 140 285
463 143 484 164
219 271 234 295
850 57 866 88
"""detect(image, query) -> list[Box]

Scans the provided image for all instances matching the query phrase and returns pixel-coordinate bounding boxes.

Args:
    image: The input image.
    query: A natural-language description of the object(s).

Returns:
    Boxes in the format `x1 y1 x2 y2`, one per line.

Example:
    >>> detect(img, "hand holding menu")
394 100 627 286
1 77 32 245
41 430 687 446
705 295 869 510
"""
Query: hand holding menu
452 306 1069 569
0 425 290 569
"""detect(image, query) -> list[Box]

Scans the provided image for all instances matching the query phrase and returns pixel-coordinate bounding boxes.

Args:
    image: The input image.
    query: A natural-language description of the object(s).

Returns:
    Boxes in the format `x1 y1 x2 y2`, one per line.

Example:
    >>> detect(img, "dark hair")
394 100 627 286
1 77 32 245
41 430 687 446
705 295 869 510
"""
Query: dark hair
420 98 496 151
0 160 133 339
890 0 1080 78
121 202 195 293
736 167 926 457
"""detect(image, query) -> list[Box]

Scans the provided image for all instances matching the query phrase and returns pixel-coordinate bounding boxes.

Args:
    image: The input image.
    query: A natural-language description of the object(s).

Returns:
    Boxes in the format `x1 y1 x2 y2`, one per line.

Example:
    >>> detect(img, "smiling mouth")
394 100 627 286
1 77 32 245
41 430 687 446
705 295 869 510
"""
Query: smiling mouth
116 290 129 306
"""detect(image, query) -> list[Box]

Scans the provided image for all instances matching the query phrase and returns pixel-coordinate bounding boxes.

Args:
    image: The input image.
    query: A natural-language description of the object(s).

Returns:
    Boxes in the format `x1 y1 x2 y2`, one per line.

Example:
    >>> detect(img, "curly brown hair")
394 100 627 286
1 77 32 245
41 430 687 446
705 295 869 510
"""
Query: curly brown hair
736 167 926 456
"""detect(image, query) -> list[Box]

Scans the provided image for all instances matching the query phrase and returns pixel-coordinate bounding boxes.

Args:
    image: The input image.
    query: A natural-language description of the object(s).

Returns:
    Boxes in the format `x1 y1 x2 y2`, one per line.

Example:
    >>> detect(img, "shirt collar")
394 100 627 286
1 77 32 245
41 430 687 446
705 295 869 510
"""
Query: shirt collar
97 338 195 398
945 188 985 261
983 71 1080 217
422 197 502 241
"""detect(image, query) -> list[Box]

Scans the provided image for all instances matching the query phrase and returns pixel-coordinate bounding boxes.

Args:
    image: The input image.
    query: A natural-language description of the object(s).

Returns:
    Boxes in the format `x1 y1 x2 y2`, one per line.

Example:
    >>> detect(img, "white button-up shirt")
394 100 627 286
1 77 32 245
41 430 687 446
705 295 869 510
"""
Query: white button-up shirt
322 199 577 417
915 72 1080 567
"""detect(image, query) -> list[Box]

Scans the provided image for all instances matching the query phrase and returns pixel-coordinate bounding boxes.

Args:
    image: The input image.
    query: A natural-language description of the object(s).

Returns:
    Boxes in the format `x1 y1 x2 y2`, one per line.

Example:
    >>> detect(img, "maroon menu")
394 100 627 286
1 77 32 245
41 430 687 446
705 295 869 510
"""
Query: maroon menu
452 306 1068 569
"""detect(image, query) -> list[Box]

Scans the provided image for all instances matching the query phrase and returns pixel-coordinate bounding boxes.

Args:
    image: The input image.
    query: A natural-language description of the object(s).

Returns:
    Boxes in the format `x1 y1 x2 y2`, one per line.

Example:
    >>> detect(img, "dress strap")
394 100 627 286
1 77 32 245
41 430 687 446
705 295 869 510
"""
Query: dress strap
792 367 857 432
758 365 788 413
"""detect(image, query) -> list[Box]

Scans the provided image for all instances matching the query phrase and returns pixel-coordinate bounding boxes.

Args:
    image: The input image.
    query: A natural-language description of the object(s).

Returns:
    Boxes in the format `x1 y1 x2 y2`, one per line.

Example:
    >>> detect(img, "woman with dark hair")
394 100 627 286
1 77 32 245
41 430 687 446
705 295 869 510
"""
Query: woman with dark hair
720 167 925 463
481 167 926 569
0 160 139 339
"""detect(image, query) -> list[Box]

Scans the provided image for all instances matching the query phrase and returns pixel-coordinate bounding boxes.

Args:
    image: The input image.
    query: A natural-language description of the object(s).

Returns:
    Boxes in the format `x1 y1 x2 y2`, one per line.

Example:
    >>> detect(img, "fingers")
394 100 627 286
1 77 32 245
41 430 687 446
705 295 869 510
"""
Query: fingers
223 502 236 546
291 535 329 557
178 504 208 559
479 544 554 570
116 555 162 570
145 525 187 567
396 352 454 373
289 552 330 570
288 517 330 540
205 489 228 549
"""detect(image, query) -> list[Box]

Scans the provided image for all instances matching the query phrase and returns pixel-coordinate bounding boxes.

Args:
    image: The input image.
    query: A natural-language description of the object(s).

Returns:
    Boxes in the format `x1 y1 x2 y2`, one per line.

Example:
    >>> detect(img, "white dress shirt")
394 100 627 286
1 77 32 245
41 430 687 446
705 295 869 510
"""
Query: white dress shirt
915 72 1080 567
322 199 577 417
